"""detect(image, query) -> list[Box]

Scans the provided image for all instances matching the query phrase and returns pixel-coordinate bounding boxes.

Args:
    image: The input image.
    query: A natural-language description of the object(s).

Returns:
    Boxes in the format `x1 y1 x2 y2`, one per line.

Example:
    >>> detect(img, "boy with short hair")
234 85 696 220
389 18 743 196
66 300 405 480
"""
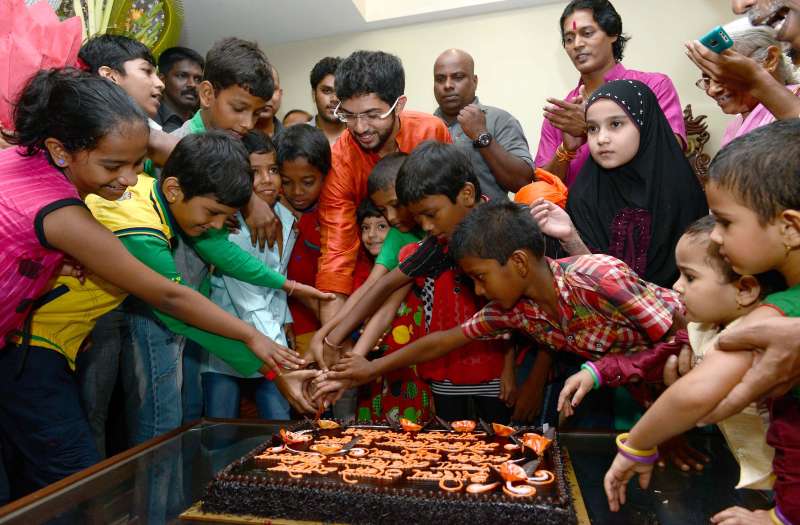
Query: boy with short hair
322 200 683 413
316 142 515 422
201 130 297 420
79 34 164 122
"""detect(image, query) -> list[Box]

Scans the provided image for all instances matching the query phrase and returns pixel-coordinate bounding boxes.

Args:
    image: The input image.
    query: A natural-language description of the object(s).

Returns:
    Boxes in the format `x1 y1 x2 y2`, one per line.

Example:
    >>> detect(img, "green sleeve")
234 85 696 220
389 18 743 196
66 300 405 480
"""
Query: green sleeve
120 235 264 376
763 284 800 317
375 228 424 270
190 227 287 289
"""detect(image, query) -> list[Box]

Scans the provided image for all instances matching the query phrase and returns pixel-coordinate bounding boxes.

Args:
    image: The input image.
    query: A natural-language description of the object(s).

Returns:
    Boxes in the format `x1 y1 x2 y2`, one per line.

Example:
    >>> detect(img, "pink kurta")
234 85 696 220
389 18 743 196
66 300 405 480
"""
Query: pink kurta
720 84 800 148
534 63 686 186
0 148 83 342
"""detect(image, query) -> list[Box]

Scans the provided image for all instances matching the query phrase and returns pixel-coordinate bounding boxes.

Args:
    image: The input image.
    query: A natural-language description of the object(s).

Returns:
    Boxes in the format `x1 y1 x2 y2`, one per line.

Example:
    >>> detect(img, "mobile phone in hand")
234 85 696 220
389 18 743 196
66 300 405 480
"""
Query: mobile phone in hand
700 25 734 53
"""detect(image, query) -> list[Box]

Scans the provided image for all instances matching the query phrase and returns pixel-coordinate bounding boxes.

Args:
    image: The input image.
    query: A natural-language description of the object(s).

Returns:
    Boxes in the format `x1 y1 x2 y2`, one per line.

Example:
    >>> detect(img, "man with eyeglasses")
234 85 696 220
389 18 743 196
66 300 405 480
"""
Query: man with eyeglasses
433 49 534 202
315 50 450 322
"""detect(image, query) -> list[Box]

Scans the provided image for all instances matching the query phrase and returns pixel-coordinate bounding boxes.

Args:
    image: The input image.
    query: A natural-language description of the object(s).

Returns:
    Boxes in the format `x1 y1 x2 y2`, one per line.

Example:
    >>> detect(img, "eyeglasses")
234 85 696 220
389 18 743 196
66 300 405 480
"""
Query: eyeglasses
333 97 401 124
695 77 714 91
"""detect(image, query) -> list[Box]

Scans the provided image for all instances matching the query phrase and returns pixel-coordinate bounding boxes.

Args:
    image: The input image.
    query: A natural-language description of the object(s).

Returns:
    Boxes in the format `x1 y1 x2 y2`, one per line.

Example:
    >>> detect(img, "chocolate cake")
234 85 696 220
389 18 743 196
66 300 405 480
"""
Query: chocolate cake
201 421 577 524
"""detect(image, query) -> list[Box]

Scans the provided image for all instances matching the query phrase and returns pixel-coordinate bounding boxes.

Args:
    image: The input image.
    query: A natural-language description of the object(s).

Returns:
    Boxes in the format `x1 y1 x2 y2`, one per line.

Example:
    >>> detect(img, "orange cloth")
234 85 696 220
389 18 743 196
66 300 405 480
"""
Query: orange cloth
513 168 569 209
316 111 451 294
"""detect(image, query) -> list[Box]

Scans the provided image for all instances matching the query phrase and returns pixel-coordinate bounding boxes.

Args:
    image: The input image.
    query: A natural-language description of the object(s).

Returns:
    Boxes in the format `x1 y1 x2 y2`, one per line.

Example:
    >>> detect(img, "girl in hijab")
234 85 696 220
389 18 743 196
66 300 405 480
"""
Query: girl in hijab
532 79 708 288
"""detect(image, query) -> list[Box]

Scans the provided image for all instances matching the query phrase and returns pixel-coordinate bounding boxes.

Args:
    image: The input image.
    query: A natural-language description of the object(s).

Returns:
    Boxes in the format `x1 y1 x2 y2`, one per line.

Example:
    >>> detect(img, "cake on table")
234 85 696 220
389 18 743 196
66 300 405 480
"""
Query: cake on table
200 419 577 525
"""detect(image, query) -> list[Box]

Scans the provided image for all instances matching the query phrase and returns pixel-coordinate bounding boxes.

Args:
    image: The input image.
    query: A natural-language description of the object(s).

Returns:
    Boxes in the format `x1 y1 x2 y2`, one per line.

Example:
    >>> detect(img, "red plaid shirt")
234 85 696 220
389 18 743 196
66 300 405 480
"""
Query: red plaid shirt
461 255 681 361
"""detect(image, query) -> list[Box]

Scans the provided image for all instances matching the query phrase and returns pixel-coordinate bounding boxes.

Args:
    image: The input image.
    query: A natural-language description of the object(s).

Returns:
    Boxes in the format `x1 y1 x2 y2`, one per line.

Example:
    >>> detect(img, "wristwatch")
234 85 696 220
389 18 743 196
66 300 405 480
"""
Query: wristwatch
472 131 492 148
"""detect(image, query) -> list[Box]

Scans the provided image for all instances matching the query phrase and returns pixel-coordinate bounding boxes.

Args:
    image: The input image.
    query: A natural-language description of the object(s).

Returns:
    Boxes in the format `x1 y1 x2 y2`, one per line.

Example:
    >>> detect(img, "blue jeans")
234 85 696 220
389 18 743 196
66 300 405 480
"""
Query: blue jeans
0 345 100 503
126 304 185 446
182 340 204 423
202 372 290 420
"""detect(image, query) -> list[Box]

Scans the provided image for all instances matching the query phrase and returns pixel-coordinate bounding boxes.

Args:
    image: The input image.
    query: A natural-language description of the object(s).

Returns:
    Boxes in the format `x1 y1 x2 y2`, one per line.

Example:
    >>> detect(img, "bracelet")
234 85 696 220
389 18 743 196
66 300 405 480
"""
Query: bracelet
287 279 297 296
771 506 790 525
323 336 344 350
616 433 659 463
617 448 660 465
555 142 577 163
580 362 601 390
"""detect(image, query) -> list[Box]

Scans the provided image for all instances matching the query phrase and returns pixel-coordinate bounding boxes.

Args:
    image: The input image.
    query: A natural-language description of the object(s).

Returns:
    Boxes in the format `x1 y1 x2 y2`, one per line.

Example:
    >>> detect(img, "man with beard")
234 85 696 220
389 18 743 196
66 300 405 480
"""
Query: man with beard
156 47 204 133
433 49 533 201
687 0 800 119
315 50 450 322
255 66 284 138
309 57 346 144
535 0 685 186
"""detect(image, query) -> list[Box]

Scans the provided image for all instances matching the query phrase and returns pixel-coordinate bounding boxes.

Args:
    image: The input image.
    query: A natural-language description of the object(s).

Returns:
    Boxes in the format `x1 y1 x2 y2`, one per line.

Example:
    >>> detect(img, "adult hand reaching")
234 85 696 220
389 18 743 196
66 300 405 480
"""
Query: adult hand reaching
699 317 800 425
685 41 762 93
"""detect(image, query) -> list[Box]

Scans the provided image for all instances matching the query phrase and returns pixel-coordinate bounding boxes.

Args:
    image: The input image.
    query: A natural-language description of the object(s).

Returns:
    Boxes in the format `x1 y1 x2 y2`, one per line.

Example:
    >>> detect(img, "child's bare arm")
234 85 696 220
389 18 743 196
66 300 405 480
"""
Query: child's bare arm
309 264 390 362
624 347 753 452
351 283 412 357
325 267 412 347
328 327 469 385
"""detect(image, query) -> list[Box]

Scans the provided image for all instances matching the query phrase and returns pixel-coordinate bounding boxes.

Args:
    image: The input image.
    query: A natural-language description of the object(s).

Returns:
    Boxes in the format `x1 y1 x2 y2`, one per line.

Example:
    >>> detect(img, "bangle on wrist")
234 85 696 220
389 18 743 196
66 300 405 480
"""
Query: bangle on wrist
556 142 578 163
580 362 601 390
286 279 297 296
323 336 343 350
615 433 659 464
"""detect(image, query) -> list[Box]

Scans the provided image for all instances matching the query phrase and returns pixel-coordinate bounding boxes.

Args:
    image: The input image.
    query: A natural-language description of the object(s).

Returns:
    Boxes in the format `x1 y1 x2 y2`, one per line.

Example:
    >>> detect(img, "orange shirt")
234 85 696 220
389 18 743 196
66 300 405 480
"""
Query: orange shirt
316 110 451 294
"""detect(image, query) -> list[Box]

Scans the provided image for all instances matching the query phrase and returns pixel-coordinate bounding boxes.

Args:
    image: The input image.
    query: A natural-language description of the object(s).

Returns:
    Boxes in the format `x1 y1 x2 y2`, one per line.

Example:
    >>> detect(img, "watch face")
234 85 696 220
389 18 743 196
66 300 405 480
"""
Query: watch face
475 132 491 147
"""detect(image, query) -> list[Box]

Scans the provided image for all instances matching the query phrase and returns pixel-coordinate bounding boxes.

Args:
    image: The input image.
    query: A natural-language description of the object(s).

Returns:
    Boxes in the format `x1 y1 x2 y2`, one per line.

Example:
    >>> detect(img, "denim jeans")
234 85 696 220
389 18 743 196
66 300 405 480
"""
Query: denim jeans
182 340 204 423
126 303 185 446
77 306 133 457
202 372 290 420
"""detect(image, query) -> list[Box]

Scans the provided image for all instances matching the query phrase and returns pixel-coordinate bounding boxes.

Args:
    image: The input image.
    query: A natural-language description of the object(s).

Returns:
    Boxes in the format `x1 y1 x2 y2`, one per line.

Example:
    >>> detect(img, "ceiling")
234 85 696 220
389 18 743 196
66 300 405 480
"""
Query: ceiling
180 0 560 53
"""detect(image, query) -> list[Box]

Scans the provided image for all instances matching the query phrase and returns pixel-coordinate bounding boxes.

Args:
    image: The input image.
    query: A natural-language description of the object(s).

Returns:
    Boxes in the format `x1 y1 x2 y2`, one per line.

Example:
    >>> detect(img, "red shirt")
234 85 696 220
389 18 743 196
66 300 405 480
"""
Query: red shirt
461 255 681 361
316 111 451 295
399 242 505 384
287 208 321 335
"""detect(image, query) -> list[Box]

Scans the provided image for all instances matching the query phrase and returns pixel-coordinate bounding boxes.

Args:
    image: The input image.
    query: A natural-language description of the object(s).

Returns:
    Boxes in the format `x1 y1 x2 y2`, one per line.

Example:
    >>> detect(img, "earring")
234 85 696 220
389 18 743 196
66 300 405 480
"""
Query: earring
56 159 65 166
785 243 793 257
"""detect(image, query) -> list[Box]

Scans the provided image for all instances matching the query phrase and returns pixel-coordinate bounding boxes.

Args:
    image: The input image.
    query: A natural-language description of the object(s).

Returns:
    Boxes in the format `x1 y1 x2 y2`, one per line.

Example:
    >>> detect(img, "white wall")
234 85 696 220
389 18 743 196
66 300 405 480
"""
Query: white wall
263 0 737 157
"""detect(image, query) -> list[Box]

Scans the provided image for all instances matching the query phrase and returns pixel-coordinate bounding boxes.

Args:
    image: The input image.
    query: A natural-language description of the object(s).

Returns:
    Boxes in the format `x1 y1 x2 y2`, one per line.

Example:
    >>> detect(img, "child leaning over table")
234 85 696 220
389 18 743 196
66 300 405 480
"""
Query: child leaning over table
604 120 800 525
201 131 296 420
321 201 685 418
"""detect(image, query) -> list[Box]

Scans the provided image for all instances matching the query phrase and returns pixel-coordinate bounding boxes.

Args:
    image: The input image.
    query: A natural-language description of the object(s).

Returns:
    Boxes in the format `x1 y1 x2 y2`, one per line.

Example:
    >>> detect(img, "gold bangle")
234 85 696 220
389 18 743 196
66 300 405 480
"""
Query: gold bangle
555 142 577 163
287 279 297 296
615 433 658 457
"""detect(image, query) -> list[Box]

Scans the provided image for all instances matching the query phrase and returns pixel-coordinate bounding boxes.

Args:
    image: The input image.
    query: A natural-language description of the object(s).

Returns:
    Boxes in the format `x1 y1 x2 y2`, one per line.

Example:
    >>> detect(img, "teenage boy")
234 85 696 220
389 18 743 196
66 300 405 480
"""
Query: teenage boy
163 37 280 434
316 50 450 324
321 202 683 404
433 48 533 201
156 46 204 132
309 56 345 144
78 34 165 126
535 0 685 185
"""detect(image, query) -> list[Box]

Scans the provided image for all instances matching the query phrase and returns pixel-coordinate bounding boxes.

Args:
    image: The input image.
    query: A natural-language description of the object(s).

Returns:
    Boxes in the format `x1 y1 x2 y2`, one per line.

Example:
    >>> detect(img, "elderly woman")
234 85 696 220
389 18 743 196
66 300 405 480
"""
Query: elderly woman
696 27 799 147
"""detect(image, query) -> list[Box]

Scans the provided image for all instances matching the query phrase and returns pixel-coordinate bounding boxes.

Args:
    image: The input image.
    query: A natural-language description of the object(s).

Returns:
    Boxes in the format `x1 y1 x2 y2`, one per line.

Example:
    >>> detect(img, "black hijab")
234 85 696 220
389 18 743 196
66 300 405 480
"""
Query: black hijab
566 79 707 287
